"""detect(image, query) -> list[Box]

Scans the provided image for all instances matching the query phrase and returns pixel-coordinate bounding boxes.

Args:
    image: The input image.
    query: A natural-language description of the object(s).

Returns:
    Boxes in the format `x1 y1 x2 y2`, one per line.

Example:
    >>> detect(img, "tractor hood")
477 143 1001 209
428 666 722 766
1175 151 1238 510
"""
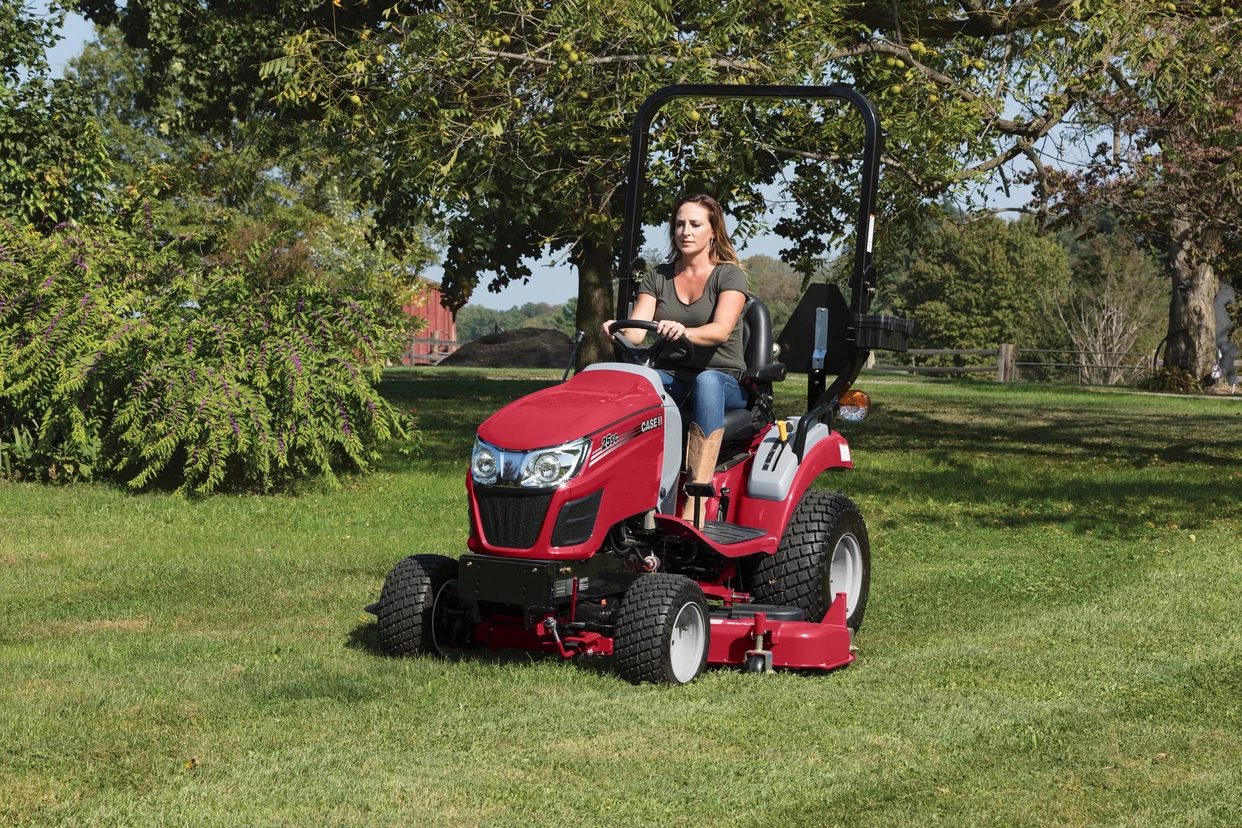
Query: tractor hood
477 368 664 450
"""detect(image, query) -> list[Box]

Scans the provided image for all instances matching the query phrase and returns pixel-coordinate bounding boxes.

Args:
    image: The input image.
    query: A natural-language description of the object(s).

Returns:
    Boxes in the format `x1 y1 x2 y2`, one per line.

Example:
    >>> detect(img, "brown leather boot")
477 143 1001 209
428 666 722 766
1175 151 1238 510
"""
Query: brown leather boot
681 423 724 528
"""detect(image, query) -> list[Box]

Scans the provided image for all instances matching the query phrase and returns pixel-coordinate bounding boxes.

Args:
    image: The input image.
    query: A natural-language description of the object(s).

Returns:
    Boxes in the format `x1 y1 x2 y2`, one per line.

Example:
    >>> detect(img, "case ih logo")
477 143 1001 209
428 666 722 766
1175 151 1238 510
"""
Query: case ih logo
590 412 660 465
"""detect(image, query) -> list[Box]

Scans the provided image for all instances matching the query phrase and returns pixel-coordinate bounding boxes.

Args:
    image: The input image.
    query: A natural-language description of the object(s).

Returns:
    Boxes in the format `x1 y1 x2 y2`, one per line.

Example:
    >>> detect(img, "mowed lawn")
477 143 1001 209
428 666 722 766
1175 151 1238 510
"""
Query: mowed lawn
3 370 1241 826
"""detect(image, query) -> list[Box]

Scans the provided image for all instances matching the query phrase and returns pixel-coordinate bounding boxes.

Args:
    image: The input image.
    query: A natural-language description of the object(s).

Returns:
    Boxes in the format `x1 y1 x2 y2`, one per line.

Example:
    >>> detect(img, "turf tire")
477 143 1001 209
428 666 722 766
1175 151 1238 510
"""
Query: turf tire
375 554 460 656
614 574 710 685
748 490 871 630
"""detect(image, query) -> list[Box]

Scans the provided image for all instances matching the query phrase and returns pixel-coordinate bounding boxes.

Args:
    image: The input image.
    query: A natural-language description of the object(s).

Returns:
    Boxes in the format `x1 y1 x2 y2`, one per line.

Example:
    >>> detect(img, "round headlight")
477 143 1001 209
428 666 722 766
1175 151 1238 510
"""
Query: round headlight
532 452 562 484
472 448 497 479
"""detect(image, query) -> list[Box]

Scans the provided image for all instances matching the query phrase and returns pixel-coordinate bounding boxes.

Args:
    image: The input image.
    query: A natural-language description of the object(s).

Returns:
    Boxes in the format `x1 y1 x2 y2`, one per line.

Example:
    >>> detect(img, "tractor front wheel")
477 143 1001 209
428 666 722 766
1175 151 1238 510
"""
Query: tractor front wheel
614 574 710 685
375 554 472 657
748 490 871 630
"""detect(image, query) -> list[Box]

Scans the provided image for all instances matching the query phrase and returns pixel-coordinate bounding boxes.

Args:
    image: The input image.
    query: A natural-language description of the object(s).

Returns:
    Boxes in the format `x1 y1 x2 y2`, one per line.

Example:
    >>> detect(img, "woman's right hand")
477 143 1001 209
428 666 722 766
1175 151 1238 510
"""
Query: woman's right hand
600 320 616 342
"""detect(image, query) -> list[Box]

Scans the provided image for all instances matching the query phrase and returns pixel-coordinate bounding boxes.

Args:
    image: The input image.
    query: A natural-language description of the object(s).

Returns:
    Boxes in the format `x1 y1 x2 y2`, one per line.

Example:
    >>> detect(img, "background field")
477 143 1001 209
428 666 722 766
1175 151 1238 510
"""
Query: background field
3 371 1241 826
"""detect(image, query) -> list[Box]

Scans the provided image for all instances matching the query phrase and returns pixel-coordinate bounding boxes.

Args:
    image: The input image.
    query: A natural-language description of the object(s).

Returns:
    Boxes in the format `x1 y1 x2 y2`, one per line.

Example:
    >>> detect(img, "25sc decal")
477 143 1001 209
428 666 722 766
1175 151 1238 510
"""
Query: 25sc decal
640 415 663 433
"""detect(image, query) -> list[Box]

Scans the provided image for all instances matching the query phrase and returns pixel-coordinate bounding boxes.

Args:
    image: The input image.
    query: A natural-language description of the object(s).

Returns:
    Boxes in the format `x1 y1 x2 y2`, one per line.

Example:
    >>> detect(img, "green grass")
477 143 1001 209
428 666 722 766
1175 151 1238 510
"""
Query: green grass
3 368 1241 825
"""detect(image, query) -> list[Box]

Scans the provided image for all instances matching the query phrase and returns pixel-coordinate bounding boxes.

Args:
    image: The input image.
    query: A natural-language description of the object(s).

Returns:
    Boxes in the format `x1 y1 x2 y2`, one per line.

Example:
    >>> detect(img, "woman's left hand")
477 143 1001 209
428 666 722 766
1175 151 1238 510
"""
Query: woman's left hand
655 319 687 341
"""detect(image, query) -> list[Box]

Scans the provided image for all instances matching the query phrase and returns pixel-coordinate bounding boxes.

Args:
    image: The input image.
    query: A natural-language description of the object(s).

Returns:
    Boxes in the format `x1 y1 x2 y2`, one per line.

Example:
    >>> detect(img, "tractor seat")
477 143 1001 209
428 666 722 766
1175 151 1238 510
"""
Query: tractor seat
721 296 786 444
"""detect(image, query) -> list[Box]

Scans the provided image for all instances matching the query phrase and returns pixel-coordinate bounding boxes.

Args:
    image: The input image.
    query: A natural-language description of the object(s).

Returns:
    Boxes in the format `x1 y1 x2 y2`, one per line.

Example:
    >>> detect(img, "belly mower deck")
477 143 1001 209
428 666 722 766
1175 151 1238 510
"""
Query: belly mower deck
469 591 855 673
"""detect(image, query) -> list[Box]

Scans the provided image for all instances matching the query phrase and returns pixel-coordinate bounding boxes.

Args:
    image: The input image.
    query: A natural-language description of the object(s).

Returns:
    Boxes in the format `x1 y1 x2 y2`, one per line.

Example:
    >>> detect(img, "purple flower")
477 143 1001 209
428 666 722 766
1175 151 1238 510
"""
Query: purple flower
229 413 240 437
337 399 351 436
46 306 66 336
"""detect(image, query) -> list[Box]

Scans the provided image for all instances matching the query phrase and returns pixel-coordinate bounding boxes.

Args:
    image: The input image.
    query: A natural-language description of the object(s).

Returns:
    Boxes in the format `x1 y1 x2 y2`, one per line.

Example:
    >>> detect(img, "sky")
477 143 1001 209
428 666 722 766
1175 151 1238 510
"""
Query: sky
41 6 1033 313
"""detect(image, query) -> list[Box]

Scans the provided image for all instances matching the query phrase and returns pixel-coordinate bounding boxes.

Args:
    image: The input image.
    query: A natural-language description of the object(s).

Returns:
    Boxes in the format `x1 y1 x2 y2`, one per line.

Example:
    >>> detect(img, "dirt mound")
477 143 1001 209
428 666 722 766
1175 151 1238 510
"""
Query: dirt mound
440 327 574 369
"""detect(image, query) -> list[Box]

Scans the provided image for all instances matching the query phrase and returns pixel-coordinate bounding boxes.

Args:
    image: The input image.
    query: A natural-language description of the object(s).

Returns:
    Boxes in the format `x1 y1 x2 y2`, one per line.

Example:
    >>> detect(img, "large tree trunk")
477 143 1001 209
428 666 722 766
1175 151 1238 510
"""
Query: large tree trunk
573 227 616 368
1164 218 1220 379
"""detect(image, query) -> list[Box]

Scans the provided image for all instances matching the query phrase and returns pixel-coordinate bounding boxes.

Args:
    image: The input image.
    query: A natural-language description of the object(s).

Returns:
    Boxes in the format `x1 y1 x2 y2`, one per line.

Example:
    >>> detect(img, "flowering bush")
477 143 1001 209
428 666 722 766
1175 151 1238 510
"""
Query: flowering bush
0 223 417 493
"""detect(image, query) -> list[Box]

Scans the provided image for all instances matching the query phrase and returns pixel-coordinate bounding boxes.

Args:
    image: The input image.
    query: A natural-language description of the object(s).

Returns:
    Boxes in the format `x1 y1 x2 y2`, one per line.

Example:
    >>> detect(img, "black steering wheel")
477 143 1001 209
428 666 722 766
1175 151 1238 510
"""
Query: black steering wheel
608 319 696 368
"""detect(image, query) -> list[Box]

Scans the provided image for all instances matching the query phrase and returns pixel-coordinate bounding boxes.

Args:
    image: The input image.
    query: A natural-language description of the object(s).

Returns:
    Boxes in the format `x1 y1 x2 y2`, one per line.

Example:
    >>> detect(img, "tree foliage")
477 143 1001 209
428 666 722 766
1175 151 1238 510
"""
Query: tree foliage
76 0 1173 364
1051 217 1165 384
0 222 416 493
1036 3 1242 378
0 1 110 229
66 27 438 307
69 0 1242 375
891 216 1069 356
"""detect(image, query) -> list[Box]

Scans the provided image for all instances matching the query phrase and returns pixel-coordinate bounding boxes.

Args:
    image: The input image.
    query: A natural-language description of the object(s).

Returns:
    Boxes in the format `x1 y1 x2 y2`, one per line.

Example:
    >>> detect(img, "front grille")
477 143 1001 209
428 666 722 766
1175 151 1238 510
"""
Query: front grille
474 486 554 549
551 490 603 547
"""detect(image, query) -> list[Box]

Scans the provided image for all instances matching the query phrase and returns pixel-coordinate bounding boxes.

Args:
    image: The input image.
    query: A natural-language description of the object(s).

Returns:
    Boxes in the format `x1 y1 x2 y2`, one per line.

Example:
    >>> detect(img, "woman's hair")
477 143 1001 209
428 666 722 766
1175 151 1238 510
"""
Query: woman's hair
667 193 741 266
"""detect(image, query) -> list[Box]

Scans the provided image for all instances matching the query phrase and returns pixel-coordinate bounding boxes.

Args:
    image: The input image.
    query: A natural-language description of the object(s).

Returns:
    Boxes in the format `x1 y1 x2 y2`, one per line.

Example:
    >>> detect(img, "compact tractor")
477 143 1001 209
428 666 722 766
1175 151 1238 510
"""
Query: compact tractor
368 84 912 684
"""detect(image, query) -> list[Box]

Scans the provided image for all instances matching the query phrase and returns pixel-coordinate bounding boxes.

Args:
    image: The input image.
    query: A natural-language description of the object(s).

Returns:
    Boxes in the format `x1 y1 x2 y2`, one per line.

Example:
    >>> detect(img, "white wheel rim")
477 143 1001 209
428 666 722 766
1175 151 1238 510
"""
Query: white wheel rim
829 533 863 617
668 601 707 683
431 579 465 656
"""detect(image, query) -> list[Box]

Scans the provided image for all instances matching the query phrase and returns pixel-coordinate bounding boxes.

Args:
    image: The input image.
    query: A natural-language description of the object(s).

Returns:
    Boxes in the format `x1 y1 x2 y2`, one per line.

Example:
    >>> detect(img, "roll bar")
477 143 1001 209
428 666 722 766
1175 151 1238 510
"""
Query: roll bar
615 84 889 456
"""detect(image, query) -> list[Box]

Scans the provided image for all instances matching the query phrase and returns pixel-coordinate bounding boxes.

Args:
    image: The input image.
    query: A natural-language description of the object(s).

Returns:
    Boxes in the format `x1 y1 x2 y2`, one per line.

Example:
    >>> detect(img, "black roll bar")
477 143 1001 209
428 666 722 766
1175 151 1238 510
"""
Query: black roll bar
616 84 886 457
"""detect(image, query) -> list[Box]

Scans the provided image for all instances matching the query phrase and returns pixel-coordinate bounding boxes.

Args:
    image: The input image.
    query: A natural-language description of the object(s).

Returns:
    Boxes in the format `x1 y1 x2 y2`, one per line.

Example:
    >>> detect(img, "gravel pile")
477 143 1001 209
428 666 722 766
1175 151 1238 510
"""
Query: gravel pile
439 328 575 368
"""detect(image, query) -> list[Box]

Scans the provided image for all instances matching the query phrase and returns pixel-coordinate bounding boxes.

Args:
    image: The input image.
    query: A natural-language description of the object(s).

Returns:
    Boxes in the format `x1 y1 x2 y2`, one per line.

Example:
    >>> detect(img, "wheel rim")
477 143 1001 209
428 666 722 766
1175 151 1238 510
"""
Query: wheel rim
668 601 707 683
431 579 470 656
829 533 863 617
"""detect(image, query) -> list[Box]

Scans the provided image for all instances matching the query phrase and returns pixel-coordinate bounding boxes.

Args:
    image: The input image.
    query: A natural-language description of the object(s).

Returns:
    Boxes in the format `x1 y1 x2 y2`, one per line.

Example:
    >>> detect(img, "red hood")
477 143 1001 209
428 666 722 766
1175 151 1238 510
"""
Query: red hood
477 369 663 450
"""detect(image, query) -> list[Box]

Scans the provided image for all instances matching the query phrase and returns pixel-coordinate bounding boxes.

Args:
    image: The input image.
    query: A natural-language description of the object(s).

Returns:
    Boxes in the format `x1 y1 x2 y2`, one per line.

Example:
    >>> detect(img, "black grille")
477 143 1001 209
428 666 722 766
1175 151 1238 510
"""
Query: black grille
474 487 553 549
551 490 603 547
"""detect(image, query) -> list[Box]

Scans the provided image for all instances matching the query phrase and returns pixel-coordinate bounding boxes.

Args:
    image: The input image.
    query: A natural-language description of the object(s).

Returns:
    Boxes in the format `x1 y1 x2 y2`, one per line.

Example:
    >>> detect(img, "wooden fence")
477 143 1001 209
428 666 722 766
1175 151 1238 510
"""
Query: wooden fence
871 347 1013 381
402 337 462 366
873 346 1160 383
874 346 1242 383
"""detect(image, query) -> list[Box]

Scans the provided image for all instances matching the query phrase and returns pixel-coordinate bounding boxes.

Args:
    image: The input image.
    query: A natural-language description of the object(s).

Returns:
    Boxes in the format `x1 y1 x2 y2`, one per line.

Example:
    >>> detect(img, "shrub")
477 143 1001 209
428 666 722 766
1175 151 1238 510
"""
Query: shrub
1138 366 1202 394
0 222 417 493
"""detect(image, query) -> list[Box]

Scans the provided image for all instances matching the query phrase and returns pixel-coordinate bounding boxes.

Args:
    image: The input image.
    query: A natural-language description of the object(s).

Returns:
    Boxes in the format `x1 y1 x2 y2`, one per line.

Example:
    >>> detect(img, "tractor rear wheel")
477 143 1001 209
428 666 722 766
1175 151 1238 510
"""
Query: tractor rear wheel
614 574 710 685
748 490 871 630
375 554 471 657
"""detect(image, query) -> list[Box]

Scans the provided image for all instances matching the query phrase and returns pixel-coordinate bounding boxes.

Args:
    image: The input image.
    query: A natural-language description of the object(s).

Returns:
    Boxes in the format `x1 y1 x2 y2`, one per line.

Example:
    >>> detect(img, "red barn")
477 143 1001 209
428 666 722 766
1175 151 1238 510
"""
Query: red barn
400 278 458 365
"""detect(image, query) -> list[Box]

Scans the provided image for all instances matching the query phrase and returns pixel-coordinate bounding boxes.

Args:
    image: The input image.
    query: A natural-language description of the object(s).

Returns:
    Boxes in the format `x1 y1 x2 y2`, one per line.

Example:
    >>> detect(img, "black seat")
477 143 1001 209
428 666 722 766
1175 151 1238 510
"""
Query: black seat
722 297 785 444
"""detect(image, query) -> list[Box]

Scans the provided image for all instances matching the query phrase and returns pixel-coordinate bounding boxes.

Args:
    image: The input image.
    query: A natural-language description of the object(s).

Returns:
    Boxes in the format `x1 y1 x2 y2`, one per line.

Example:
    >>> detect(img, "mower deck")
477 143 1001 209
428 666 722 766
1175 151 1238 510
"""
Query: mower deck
467 591 855 672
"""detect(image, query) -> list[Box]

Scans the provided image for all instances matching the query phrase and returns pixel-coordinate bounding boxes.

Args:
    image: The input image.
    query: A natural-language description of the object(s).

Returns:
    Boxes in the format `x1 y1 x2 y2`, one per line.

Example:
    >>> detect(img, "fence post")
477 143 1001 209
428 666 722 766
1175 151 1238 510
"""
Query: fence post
996 343 1014 382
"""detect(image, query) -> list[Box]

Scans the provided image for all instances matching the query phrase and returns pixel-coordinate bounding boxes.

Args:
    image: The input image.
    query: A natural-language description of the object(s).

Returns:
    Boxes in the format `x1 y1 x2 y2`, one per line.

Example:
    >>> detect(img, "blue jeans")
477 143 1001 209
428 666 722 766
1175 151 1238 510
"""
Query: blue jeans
656 370 747 434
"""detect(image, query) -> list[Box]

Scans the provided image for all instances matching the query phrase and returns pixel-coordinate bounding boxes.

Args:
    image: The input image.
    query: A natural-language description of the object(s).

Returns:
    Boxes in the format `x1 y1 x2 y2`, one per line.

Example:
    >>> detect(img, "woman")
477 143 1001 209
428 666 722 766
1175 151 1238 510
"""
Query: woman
602 193 748 527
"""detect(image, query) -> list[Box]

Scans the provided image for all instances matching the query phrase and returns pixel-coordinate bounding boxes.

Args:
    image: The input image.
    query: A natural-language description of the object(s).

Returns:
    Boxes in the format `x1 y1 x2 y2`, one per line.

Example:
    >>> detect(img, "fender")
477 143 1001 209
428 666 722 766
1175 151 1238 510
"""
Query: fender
733 422 853 545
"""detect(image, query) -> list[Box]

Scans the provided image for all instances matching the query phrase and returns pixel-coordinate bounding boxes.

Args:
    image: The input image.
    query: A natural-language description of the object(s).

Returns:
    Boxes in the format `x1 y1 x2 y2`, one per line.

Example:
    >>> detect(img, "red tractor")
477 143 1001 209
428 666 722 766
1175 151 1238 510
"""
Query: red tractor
368 84 911 683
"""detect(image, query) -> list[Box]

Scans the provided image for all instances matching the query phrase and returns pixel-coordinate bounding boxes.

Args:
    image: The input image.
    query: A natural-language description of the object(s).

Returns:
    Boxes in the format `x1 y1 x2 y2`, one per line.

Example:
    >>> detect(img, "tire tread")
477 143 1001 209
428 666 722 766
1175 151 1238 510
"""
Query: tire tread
749 490 870 628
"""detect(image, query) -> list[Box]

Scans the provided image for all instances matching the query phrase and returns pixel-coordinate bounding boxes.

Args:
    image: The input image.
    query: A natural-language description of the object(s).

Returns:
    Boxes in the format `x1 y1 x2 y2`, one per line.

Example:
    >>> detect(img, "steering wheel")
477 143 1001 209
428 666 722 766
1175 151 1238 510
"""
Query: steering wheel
608 319 696 368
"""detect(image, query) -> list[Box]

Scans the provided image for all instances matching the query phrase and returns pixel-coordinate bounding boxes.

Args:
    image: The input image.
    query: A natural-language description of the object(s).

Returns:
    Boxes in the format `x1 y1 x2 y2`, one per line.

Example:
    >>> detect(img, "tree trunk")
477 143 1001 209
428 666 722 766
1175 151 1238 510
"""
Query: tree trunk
1164 218 1220 379
573 227 616 368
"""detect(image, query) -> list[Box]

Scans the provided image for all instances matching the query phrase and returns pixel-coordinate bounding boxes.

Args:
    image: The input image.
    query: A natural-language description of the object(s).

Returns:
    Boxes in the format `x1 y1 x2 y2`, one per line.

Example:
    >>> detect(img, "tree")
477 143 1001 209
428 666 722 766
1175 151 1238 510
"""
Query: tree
1052 218 1165 385
74 0 1237 366
65 28 437 307
739 254 803 334
891 215 1069 357
1038 6 1242 380
0 1 110 228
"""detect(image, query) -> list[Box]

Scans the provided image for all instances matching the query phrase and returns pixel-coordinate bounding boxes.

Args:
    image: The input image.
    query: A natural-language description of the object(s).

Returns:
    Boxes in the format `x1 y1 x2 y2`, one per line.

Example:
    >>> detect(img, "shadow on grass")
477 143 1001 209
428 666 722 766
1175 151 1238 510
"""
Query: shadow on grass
344 619 621 678
856 401 1242 469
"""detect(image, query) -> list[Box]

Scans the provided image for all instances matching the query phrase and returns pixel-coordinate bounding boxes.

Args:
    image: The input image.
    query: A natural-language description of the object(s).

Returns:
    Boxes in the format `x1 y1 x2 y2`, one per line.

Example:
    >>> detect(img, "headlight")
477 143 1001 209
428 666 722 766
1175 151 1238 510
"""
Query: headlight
520 438 589 488
471 439 499 484
471 436 590 488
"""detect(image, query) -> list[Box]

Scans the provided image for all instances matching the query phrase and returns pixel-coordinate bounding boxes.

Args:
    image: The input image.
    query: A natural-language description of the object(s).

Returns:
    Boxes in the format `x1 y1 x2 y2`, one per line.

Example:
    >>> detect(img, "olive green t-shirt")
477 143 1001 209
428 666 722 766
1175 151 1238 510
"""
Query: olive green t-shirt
638 262 748 375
